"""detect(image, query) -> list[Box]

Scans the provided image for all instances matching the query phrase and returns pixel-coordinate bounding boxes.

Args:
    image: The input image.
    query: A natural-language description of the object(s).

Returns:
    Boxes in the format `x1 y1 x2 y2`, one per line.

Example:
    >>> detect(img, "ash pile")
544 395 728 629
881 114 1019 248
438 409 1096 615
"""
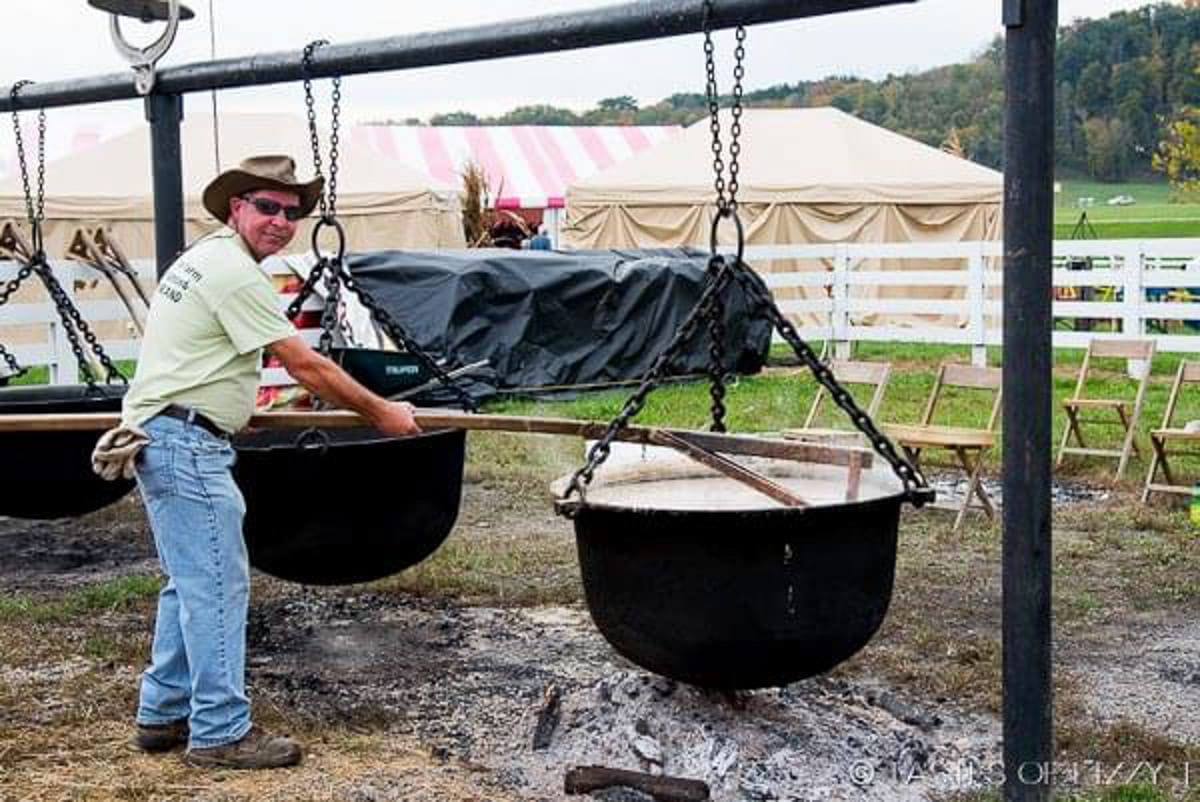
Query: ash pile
246 591 1000 802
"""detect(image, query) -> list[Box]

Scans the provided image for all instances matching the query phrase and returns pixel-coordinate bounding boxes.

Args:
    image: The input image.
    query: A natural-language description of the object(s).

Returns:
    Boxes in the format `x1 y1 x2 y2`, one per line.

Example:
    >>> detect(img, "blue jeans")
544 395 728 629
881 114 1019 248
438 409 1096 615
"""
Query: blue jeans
133 414 251 748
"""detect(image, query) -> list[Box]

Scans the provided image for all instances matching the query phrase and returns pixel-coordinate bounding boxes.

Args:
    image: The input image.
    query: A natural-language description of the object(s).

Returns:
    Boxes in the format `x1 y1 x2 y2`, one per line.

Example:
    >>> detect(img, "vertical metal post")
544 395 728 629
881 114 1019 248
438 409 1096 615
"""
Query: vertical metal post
145 93 185 278
1002 0 1056 800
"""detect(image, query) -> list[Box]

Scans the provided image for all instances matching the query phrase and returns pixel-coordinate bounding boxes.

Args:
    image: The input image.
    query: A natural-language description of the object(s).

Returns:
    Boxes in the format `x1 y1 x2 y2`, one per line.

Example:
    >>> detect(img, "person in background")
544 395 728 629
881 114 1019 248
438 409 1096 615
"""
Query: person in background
100 155 420 770
529 225 552 251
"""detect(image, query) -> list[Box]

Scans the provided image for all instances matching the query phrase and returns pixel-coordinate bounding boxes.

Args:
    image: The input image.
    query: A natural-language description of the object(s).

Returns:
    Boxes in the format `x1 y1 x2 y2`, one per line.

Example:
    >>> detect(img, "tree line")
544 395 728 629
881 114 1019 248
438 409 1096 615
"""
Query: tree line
385 3 1199 185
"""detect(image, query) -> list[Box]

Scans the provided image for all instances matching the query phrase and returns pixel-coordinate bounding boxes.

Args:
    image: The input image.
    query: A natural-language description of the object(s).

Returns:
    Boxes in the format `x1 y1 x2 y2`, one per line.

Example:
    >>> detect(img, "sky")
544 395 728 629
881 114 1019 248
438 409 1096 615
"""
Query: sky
0 0 1173 134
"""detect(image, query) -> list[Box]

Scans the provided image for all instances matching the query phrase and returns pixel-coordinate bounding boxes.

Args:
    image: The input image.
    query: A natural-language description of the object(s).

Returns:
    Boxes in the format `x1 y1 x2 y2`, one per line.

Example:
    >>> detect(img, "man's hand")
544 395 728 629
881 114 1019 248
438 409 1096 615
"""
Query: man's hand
268 336 422 436
373 400 421 437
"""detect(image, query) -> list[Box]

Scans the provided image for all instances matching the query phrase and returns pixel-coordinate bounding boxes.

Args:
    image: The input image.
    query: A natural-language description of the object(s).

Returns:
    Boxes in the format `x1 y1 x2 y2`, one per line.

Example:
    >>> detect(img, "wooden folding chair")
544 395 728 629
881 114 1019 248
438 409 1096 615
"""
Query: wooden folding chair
1055 338 1156 479
882 363 1002 531
1142 359 1200 504
783 360 892 448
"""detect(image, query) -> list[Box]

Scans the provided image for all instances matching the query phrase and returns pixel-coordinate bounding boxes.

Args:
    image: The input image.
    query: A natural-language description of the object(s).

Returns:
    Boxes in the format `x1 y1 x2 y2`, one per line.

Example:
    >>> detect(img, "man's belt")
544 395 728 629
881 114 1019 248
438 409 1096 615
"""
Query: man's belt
157 404 231 440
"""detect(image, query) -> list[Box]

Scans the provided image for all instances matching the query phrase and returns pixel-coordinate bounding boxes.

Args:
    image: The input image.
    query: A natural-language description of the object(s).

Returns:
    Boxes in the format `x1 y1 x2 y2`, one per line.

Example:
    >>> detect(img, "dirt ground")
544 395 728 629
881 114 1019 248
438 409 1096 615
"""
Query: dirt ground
1 445 1198 802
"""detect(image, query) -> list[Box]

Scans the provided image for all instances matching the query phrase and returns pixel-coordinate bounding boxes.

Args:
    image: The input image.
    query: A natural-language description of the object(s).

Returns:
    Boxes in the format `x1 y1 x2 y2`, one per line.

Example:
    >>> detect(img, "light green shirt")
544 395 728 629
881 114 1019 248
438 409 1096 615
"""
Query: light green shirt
123 227 295 433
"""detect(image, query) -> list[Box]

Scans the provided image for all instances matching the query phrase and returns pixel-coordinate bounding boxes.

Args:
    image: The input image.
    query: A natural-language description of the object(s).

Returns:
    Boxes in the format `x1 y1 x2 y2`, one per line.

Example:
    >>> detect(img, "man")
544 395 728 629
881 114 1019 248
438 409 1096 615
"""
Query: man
119 155 419 769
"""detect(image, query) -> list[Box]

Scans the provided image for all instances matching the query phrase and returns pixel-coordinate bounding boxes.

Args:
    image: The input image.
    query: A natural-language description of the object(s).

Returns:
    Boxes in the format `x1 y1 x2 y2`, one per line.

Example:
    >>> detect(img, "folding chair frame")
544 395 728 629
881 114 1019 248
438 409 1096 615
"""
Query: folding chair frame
1142 359 1200 504
784 360 892 447
1055 339 1156 479
884 363 1002 531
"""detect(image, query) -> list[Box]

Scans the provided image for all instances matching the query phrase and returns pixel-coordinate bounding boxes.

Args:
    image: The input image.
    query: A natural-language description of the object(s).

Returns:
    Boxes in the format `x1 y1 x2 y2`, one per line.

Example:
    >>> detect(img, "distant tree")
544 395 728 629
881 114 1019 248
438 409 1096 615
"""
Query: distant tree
1083 117 1135 180
1153 105 1200 198
430 111 480 126
496 105 580 125
597 95 638 112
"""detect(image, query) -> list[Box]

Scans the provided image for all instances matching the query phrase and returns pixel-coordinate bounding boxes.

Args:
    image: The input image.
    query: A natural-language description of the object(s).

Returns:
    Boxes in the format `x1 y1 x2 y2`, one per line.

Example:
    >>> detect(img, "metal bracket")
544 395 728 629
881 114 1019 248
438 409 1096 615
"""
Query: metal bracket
1003 0 1025 27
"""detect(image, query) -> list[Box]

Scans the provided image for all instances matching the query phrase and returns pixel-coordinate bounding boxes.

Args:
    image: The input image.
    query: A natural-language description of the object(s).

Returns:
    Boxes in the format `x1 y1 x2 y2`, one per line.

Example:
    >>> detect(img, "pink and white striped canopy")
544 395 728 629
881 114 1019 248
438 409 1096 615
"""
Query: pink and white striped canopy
352 124 679 210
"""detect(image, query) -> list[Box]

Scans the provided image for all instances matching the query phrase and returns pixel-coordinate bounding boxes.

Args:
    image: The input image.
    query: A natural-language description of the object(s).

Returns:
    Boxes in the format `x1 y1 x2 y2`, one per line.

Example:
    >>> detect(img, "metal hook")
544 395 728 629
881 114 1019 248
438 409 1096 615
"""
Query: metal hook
103 0 186 95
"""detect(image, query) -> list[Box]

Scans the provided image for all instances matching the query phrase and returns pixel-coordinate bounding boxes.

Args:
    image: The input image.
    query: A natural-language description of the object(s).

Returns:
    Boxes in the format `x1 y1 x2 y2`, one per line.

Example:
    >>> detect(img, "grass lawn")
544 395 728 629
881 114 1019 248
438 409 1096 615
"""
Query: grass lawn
1055 179 1200 240
483 340 1200 488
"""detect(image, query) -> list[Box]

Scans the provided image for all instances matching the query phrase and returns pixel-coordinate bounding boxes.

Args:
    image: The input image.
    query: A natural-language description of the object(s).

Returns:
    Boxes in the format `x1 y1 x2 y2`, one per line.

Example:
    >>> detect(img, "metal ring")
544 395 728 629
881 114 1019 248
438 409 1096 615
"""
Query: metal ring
709 207 745 266
311 215 346 263
294 426 331 453
29 222 43 261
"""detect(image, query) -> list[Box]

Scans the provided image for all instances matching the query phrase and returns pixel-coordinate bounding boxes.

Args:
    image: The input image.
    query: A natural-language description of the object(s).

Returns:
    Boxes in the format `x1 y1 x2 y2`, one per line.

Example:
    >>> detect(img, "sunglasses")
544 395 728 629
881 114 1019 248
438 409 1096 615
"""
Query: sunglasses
240 195 305 222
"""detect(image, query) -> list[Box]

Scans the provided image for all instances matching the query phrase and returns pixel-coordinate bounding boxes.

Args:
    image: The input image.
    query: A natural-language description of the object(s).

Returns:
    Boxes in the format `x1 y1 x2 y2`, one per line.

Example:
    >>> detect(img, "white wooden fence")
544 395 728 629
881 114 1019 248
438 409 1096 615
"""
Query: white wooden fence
2 238 1198 384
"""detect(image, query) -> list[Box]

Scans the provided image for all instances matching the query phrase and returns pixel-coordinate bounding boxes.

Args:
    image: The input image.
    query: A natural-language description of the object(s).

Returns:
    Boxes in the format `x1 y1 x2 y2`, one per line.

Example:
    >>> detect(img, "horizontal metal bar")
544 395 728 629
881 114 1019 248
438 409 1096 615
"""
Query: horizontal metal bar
0 0 915 111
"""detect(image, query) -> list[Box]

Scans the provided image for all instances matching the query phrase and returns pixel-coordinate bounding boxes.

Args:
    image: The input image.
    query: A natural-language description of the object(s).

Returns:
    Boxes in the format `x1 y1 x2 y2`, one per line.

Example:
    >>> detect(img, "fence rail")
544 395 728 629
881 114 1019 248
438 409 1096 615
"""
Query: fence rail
2 238 1199 383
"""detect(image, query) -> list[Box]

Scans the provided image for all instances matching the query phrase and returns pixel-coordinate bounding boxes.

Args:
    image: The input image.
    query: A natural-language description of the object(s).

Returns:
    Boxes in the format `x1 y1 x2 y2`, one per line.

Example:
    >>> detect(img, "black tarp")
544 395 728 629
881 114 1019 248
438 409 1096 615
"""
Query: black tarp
346 248 772 401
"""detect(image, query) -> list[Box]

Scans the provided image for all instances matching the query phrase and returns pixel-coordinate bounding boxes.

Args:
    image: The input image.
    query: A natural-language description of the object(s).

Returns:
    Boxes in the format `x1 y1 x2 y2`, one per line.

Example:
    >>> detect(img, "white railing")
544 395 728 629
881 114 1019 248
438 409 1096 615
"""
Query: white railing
742 238 1200 365
2 238 1199 384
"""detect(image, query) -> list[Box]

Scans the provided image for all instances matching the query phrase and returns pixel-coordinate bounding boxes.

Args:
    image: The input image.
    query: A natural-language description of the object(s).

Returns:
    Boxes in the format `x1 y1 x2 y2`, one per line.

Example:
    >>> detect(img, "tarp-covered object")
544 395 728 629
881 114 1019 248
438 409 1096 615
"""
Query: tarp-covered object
347 249 772 398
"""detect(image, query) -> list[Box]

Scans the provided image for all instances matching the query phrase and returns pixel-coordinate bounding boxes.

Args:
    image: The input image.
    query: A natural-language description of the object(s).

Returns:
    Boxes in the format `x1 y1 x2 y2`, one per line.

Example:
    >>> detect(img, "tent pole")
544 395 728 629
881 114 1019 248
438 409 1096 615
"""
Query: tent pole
146 93 185 278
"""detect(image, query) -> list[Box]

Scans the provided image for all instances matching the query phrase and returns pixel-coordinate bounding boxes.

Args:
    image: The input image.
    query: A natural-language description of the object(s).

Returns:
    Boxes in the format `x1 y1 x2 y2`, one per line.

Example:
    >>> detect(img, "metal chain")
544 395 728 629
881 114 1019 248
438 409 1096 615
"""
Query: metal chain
338 268 479 411
727 261 932 506
10 81 46 253
318 260 342 356
701 2 746 217
34 259 128 386
698 1 744 432
560 256 736 509
302 40 340 220
705 268 728 432
9 87 125 387
0 342 24 378
0 265 36 379
296 41 471 410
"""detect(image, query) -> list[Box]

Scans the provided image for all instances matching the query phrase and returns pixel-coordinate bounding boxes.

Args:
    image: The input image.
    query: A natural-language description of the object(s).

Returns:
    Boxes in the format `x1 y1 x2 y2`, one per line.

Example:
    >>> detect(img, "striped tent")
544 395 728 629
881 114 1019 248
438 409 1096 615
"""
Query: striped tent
353 124 680 212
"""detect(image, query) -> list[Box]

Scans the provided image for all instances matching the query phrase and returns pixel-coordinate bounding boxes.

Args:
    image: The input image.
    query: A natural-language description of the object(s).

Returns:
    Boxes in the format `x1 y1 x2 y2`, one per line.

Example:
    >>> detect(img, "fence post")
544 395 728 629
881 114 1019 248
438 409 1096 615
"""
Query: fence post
832 244 851 360
50 260 75 385
968 243 987 366
1122 241 1148 378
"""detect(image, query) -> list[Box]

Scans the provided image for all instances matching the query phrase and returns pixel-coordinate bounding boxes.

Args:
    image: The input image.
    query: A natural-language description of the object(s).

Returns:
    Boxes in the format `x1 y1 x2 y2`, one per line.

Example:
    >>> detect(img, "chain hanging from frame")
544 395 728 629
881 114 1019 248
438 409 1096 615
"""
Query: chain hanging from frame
1 81 126 389
285 41 478 412
557 3 933 512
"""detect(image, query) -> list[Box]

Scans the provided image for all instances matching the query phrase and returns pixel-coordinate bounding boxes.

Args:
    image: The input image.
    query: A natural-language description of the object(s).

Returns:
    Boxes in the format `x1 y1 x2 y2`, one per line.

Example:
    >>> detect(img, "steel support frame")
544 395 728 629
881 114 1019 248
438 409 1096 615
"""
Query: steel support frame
1003 1 1056 800
1 3 1057 797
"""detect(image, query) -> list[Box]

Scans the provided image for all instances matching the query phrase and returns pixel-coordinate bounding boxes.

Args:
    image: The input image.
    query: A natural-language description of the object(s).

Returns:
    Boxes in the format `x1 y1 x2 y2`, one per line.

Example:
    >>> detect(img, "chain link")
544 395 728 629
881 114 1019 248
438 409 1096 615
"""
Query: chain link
10 81 46 249
705 265 728 432
0 341 24 379
701 1 746 217
9 81 125 387
302 40 340 220
728 262 932 505
557 4 931 511
295 41 471 411
560 256 736 510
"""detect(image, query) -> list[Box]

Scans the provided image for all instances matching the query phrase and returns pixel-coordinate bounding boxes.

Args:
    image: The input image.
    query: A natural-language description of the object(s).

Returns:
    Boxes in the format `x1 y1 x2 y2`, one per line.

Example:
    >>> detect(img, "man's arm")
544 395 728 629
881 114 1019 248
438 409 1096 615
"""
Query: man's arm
268 335 420 436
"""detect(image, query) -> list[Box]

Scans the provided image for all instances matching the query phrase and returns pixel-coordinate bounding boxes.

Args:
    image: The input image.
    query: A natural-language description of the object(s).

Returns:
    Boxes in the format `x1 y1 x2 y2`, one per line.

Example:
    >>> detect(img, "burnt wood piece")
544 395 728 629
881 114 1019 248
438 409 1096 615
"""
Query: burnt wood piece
650 429 807 508
531 685 562 751
564 766 710 801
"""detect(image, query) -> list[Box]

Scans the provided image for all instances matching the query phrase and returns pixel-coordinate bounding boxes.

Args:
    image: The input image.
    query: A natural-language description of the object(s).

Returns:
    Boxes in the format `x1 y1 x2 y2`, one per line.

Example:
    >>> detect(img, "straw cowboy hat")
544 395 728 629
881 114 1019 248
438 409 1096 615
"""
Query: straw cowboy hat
202 154 324 223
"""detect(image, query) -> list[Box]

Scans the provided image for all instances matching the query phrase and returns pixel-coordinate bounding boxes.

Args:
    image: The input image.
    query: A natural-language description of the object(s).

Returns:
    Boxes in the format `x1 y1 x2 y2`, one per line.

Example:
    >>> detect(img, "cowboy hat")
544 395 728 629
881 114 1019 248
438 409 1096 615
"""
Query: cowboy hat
202 154 324 223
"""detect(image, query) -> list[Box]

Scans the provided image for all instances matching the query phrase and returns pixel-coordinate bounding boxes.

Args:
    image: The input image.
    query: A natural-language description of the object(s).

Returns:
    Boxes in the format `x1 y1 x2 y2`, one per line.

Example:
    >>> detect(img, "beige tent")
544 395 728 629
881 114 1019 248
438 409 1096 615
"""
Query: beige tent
565 107 1001 248
564 108 1002 328
0 113 465 260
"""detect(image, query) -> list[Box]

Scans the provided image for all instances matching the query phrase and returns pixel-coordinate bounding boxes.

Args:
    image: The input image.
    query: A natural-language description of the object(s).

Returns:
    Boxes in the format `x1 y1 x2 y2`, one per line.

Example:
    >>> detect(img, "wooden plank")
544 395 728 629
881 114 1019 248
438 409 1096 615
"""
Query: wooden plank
1182 361 1200 383
830 359 890 385
1090 338 1156 360
0 410 875 469
650 430 807 508
940 364 1002 390
882 423 995 449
